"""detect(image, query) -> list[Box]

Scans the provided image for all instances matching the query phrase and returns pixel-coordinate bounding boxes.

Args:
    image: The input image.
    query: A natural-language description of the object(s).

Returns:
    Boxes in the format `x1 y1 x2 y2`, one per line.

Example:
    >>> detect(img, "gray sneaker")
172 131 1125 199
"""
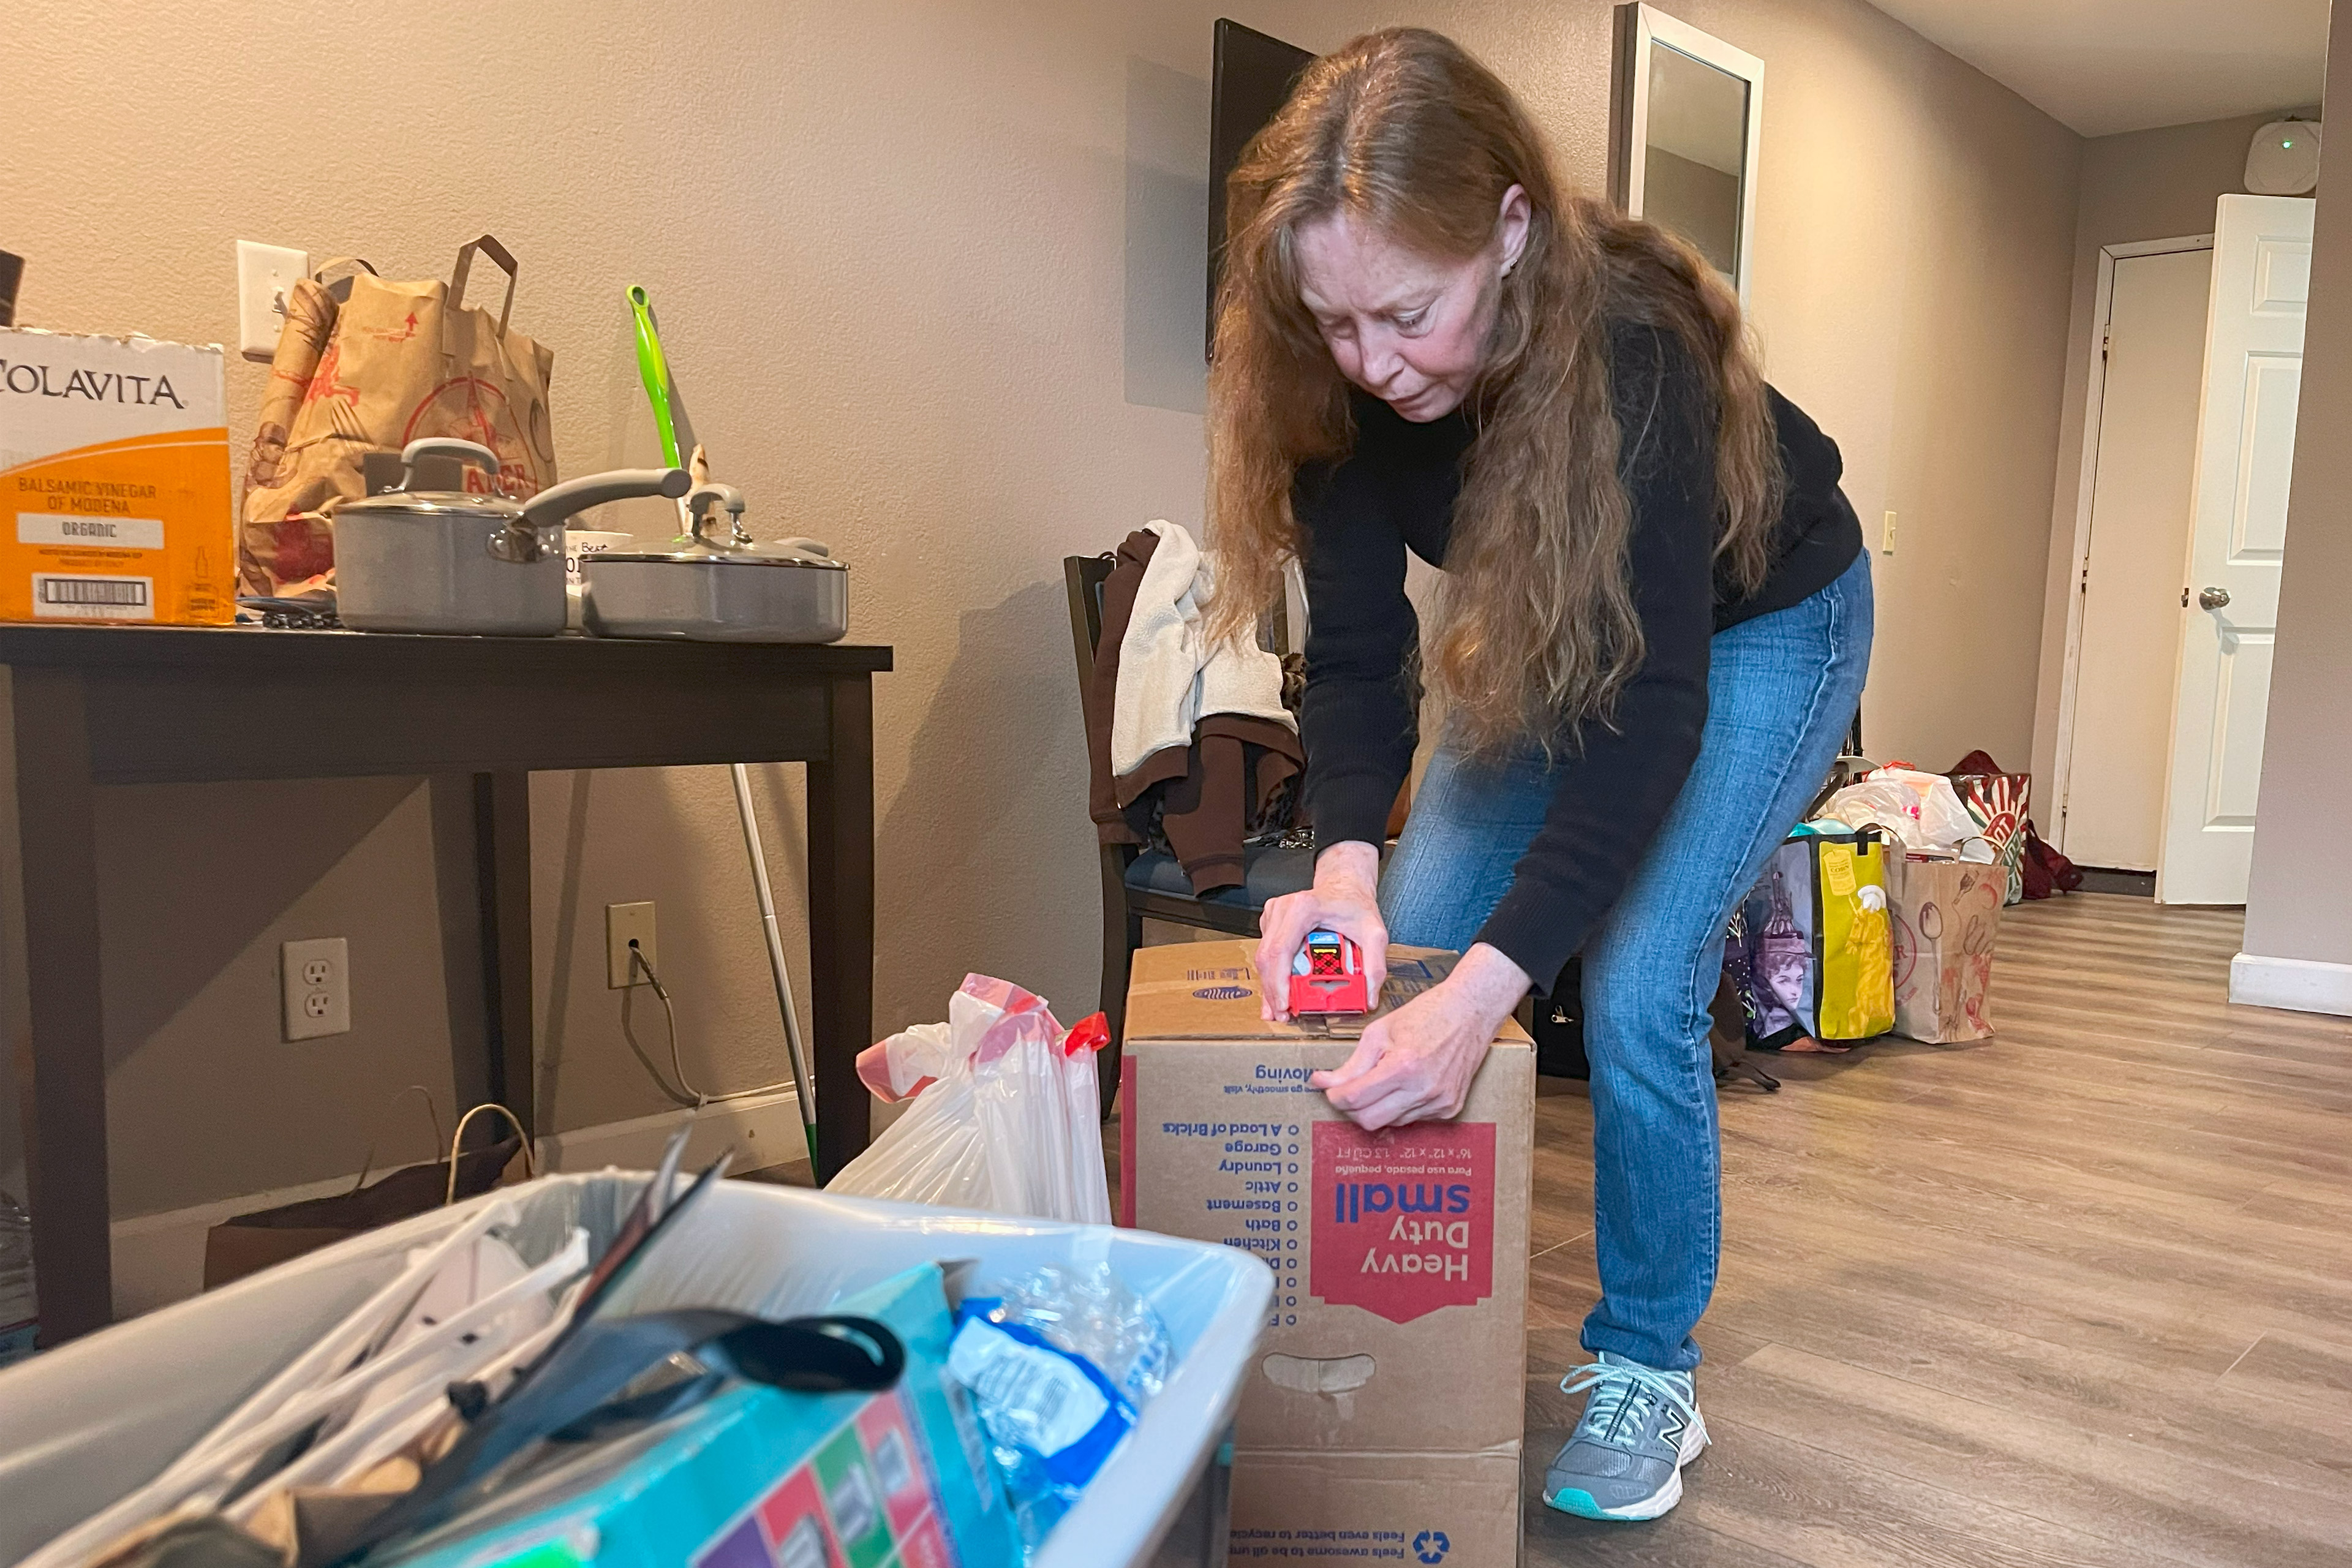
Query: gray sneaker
1542 1351 1709 1520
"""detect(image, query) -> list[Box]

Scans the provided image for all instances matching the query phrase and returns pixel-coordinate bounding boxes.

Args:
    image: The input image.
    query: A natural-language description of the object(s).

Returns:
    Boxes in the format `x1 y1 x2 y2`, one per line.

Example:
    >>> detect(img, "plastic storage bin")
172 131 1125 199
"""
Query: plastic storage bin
0 1174 1272 1568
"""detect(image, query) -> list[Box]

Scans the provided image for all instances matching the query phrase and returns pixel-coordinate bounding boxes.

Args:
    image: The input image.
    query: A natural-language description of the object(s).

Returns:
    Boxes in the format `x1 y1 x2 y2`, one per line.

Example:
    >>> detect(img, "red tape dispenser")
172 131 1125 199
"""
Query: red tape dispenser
1291 929 1373 1016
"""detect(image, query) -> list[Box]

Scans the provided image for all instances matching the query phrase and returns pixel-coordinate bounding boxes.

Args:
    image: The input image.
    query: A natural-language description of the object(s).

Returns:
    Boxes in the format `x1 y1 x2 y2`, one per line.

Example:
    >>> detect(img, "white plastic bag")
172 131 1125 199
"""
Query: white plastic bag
1819 766 1989 856
827 976 1112 1224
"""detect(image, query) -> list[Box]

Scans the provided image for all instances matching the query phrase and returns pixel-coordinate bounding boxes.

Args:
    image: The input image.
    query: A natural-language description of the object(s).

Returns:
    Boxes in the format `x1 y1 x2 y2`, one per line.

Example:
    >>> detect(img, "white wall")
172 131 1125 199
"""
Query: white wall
1 0 2082 1221
2242 6 2352 1007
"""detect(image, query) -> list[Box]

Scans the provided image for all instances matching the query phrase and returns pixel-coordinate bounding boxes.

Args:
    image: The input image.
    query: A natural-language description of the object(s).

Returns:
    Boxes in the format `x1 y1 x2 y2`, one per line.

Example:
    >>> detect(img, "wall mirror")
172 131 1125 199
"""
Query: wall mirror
1610 3 1765 302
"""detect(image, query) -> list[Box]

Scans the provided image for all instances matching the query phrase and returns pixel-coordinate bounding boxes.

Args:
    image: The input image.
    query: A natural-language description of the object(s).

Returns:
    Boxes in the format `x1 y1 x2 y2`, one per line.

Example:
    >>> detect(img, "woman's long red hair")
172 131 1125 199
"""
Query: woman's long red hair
1206 27 1779 750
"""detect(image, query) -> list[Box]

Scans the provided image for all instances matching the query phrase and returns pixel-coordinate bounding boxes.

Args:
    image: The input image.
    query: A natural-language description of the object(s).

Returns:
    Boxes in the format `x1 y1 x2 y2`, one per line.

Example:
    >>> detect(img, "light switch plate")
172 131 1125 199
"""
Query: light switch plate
1882 510 1899 555
607 902 657 988
237 240 311 361
282 937 350 1041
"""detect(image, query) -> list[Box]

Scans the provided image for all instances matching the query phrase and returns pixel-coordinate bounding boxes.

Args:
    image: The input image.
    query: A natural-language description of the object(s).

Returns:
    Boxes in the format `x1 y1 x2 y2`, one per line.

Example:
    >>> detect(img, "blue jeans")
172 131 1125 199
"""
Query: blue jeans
1382 551 1874 1371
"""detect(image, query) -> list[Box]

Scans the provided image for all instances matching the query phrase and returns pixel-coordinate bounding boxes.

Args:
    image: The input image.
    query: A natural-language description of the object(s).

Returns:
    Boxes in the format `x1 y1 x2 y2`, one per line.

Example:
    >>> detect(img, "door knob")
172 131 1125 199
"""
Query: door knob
2198 586 2231 611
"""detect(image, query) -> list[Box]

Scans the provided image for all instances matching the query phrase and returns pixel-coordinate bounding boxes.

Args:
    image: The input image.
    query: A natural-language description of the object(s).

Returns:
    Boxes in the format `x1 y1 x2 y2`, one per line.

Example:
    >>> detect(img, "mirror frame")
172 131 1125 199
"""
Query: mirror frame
1610 2 1766 304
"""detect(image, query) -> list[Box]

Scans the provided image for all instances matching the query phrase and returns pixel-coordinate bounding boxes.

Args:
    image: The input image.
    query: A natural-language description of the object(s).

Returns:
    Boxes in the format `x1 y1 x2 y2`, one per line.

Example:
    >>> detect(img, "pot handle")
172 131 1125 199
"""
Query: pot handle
520 467 691 530
401 438 502 486
687 483 751 549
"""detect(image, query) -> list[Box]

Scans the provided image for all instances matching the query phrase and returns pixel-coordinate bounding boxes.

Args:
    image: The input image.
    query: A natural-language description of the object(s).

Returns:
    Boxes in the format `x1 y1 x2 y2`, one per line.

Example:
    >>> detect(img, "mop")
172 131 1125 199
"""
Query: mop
627 284 821 1168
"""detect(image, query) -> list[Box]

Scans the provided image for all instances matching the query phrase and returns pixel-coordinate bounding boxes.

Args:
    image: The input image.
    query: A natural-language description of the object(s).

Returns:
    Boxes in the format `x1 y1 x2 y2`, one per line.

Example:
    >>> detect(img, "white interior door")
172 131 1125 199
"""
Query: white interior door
2063 244 2212 870
2158 193 2313 904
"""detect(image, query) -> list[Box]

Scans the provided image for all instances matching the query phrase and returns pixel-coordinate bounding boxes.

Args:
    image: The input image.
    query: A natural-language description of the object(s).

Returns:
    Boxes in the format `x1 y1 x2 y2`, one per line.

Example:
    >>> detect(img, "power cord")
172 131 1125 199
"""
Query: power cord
625 940 801 1113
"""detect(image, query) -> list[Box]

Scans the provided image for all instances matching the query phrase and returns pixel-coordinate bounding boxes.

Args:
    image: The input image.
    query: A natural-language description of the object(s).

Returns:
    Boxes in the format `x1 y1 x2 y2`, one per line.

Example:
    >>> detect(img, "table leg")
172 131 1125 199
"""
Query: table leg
805 676 875 1182
7 671 111 1342
472 771 535 1148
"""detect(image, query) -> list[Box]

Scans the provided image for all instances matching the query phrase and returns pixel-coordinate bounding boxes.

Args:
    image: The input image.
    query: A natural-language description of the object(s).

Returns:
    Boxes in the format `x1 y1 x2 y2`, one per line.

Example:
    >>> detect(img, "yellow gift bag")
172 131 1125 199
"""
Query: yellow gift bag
1730 826 1894 1048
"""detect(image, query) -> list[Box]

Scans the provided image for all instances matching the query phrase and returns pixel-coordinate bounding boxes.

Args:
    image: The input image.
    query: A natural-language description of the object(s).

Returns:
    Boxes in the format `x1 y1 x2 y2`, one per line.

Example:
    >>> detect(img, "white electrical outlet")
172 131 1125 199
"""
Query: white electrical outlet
1882 510 1899 556
237 240 311 362
282 937 350 1041
607 902 658 989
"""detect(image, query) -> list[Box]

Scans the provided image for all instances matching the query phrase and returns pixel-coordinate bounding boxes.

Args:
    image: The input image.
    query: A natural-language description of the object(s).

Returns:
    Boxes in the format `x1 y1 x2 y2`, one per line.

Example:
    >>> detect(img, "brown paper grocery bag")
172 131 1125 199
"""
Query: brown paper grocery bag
202 1131 526 1291
238 260 358 595
238 236 558 594
1886 854 2003 1042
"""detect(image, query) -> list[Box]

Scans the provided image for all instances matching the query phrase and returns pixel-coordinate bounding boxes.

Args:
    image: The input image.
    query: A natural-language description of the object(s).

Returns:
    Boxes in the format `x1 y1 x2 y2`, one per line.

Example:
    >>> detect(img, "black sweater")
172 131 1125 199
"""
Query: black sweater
1295 320 1864 990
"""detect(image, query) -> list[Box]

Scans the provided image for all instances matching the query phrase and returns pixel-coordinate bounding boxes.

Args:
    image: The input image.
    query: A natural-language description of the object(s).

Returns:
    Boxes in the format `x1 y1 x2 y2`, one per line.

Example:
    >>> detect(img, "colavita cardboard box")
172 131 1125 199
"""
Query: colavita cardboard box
1119 940 1534 1564
0 328 235 625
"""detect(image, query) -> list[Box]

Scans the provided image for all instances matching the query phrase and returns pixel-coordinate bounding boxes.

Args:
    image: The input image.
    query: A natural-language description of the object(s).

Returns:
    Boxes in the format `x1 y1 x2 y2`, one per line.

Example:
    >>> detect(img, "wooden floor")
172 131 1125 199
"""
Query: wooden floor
1522 894 2352 1567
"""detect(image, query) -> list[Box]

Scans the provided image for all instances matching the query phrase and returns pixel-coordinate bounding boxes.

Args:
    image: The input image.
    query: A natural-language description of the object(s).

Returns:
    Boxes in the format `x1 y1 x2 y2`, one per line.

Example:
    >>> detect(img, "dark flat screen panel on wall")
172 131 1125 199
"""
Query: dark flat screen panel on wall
1208 18 1315 357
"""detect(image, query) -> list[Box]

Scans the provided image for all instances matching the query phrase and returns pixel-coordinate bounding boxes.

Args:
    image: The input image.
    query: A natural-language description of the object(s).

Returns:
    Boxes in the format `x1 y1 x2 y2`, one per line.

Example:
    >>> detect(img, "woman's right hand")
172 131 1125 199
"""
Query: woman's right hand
1256 841 1389 1022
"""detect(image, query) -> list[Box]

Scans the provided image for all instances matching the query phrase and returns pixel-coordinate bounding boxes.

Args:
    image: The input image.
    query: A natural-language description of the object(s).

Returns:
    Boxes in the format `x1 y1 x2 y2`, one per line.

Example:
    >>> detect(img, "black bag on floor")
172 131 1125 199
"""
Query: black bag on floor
1532 957 1589 1080
1532 960 1775 1091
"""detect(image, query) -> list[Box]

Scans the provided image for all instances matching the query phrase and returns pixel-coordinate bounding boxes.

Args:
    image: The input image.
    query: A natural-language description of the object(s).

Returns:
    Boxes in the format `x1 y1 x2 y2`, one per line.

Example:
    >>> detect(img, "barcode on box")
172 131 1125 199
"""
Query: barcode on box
31 573 155 619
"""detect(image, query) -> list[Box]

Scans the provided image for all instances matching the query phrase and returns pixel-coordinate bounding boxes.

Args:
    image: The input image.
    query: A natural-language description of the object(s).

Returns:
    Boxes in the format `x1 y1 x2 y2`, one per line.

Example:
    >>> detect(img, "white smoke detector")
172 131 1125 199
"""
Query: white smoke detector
2246 119 2321 195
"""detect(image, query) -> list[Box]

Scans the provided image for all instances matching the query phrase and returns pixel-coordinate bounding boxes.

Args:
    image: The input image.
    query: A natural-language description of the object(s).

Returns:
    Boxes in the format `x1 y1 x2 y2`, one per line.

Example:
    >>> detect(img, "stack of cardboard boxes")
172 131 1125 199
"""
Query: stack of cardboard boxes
1121 942 1534 1564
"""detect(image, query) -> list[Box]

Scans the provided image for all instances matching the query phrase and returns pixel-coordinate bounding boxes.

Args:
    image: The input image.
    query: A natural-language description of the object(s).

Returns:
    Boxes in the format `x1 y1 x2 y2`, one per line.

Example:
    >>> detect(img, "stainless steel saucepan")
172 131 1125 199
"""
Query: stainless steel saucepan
580 483 850 644
335 439 690 636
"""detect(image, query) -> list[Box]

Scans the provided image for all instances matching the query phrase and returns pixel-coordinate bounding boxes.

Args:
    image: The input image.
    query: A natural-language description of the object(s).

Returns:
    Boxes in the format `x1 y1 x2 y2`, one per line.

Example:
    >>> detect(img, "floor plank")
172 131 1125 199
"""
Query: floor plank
1525 894 2352 1567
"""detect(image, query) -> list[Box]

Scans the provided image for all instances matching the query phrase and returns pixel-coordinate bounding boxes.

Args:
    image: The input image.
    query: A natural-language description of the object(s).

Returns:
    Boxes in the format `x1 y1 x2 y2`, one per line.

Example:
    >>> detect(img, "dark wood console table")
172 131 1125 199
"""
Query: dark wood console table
0 625 891 1344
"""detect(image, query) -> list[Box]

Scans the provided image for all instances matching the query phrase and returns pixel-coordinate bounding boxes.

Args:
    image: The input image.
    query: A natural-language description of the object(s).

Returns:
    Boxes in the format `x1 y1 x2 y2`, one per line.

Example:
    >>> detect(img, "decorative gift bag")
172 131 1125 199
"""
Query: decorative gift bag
1948 750 2032 906
238 236 559 594
1730 826 1895 1050
1886 853 2004 1041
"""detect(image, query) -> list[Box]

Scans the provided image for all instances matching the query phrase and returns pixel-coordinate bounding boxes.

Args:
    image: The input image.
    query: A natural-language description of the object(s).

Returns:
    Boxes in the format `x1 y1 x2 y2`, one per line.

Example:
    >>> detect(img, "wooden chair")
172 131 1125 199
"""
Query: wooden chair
1064 554 1316 1112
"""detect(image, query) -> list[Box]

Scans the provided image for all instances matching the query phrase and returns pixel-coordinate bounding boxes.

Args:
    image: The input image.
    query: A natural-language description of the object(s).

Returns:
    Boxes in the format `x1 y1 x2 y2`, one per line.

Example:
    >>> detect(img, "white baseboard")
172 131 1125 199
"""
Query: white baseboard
535 1088 810 1177
105 1089 809 1321
2230 952 2352 1017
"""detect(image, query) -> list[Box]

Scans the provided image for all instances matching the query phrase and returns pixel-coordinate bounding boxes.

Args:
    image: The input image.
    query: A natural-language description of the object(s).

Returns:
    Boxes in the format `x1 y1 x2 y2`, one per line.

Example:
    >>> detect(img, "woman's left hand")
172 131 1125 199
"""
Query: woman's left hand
1313 944 1532 1130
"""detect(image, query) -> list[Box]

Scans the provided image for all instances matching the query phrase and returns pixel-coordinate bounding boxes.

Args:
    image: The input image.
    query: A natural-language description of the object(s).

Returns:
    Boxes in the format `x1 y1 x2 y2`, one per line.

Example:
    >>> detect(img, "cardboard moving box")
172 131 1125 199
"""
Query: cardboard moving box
0 329 235 625
1120 941 1534 1564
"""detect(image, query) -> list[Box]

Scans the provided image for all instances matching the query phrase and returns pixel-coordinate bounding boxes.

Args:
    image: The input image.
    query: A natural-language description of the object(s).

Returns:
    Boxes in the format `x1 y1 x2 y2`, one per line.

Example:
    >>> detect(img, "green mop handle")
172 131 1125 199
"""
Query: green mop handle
627 285 683 470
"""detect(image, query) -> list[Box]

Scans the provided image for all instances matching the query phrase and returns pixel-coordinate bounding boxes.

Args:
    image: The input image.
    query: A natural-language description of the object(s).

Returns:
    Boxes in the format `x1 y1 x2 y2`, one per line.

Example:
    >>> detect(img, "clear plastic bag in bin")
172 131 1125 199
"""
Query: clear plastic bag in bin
992 1261 1170 1408
951 1254 1175 1555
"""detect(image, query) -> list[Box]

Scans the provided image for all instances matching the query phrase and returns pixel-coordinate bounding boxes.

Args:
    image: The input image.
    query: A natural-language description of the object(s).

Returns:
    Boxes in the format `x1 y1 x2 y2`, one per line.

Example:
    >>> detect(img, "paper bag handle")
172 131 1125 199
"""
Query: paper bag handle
450 233 519 336
313 255 379 306
349 1084 445 1194
446 1102 537 1205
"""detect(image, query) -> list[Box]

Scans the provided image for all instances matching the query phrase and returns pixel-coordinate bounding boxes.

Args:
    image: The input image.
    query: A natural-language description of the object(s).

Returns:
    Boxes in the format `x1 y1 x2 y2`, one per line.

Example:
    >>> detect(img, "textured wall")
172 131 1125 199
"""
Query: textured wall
1 0 2079 1216
2243 11 2352 973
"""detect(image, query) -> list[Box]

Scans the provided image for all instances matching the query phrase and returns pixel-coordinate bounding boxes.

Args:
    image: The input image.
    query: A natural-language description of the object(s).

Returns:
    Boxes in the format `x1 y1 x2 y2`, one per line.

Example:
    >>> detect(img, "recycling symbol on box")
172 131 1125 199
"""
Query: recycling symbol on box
1413 1531 1450 1564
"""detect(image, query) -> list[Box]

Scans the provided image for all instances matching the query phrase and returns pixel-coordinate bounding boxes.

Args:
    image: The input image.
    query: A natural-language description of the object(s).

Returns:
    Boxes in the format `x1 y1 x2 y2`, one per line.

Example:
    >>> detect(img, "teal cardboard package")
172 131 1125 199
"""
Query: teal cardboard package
387 1264 1019 1568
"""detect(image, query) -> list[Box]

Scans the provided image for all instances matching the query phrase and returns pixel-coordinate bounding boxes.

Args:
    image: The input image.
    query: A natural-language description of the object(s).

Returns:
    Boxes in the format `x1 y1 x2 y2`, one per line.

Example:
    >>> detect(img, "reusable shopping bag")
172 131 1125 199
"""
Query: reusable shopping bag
239 236 559 594
1728 826 1895 1049
1887 853 2004 1041
1947 750 2034 906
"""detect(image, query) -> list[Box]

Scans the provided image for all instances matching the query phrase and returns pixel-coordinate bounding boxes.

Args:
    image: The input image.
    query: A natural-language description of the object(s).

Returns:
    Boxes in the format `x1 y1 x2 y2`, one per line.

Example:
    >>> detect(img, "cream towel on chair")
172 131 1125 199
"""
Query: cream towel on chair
1109 520 1294 777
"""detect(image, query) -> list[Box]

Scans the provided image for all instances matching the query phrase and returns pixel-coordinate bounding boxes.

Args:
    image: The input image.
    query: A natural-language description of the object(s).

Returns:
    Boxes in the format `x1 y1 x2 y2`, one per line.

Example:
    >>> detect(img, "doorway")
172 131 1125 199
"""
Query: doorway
2154 194 2311 904
2057 238 2213 872
2052 196 2314 902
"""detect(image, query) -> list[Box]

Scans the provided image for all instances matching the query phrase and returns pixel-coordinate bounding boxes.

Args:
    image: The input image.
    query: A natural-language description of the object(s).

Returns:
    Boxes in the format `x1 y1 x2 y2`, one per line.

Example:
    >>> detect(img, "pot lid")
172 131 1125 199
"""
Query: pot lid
338 487 524 521
589 532 845 568
587 546 848 569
